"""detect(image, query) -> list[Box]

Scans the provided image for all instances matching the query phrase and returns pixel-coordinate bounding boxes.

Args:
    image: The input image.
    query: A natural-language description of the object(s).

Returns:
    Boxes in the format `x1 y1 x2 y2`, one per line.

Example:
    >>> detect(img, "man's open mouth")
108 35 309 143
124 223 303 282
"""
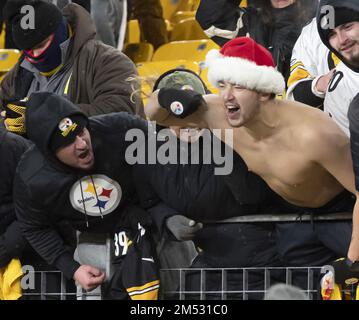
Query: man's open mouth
79 150 89 159
226 105 240 114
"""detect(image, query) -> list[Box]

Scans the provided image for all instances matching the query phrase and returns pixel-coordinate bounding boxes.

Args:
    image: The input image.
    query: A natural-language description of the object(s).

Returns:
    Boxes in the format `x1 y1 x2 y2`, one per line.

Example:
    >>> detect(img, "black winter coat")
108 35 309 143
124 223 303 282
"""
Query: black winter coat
0 127 31 268
196 0 316 81
14 93 149 279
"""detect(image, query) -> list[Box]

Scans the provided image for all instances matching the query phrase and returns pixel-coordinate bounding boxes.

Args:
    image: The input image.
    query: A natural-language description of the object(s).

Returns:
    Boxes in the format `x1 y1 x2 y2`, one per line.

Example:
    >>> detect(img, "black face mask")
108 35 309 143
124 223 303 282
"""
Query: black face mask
23 19 68 74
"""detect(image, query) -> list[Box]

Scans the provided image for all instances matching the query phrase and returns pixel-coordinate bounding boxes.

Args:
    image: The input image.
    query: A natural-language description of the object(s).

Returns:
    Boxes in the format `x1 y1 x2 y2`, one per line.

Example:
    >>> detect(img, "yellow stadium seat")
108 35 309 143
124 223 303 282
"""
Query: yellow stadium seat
152 39 220 63
190 0 200 11
171 11 196 25
170 18 208 41
177 0 200 11
124 43 154 63
240 0 248 7
0 23 5 49
161 0 200 21
125 19 141 44
164 19 173 33
160 0 181 21
137 59 201 105
0 49 21 82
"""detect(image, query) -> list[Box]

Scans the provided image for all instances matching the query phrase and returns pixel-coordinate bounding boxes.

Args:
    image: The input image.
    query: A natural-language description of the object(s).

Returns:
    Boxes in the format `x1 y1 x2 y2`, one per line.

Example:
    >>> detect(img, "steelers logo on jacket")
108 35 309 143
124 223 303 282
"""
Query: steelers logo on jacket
70 174 122 216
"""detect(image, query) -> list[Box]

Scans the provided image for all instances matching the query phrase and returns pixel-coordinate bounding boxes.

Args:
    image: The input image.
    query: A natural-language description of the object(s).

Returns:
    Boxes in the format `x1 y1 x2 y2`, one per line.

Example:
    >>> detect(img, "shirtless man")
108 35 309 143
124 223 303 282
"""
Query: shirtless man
145 37 358 270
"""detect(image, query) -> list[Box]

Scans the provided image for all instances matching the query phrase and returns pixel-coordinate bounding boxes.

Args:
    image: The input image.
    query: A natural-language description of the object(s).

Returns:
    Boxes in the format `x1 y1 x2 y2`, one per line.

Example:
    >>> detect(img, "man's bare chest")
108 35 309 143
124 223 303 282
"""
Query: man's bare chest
232 137 342 206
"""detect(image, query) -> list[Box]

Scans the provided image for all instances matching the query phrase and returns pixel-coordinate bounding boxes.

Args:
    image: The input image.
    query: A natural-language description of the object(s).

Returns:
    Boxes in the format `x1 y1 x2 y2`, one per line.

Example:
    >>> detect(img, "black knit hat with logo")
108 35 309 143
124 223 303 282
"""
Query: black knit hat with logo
49 114 88 153
4 0 63 50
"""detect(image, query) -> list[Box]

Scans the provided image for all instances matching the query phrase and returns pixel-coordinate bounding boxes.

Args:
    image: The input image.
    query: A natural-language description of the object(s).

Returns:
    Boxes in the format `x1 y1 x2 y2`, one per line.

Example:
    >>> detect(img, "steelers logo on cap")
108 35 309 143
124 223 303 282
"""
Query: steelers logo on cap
58 117 78 137
59 118 73 132
170 101 184 115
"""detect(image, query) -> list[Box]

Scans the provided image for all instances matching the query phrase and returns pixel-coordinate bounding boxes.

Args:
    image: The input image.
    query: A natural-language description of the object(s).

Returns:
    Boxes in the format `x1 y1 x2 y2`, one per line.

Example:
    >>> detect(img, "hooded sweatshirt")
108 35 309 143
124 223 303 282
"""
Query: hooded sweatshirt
317 0 359 72
316 0 359 136
13 92 148 279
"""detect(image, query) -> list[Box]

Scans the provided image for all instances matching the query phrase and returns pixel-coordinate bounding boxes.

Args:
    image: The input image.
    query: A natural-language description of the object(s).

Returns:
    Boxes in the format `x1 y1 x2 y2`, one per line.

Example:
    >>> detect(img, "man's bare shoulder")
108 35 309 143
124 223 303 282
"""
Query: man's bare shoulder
292 100 349 152
280 100 349 153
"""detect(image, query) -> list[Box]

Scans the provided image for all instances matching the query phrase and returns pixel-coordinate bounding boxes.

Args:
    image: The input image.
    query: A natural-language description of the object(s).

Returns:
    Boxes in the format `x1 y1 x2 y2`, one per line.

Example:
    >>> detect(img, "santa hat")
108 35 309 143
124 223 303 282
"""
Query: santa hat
205 37 285 94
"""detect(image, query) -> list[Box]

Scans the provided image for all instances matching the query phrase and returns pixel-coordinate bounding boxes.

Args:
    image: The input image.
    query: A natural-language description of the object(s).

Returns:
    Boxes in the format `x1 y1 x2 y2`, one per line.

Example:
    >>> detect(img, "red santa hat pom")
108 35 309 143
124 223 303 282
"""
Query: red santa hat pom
205 37 285 94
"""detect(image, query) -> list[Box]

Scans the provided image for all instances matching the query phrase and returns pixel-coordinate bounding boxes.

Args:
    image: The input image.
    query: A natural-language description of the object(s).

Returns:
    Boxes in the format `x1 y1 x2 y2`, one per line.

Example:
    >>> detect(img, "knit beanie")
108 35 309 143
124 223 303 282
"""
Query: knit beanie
319 6 359 42
4 0 63 50
49 114 88 153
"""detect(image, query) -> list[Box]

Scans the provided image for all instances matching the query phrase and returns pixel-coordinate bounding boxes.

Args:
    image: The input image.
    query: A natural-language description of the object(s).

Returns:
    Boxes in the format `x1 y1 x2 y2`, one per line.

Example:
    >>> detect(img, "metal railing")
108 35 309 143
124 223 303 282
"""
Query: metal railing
159 266 324 300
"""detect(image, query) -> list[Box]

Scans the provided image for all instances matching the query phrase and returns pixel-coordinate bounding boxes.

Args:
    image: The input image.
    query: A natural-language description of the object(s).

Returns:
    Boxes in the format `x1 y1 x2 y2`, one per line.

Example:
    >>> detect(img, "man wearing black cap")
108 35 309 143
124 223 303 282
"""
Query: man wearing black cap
315 1 359 284
317 0 359 136
13 91 150 292
0 0 142 137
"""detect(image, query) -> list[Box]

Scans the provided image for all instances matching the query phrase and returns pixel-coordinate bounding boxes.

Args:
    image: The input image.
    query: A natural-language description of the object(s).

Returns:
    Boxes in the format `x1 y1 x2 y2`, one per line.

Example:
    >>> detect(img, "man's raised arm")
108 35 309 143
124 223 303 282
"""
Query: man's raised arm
145 89 223 129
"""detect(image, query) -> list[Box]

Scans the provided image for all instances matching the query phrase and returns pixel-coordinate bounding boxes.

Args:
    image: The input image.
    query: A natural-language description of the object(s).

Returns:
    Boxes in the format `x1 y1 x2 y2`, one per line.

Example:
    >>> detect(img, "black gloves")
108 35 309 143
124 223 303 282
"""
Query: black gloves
166 215 203 241
4 99 27 136
158 88 205 118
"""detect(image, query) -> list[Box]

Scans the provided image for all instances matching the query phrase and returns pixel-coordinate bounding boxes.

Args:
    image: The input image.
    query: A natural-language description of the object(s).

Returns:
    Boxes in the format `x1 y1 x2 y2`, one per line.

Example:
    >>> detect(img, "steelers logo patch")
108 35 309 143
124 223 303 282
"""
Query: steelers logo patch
59 118 73 132
70 174 122 217
170 101 184 115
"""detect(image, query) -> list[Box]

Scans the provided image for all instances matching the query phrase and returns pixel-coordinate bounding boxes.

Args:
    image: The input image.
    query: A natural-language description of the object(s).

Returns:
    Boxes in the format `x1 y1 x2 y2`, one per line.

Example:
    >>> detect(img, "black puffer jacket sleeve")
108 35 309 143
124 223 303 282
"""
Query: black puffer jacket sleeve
0 130 31 267
196 0 244 46
0 221 27 268
13 175 80 279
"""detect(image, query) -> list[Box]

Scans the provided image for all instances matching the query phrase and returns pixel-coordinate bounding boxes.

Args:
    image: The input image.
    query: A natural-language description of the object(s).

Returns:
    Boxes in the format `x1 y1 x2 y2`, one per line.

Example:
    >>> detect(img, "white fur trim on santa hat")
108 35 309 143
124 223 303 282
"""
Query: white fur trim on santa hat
205 49 285 94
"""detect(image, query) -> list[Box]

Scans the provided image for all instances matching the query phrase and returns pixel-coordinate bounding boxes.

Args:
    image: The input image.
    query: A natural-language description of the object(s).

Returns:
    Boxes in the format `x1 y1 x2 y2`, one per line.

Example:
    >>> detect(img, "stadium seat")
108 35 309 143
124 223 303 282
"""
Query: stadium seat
177 0 200 11
170 18 208 41
124 43 154 63
171 11 196 25
0 49 21 81
152 39 219 63
125 19 141 44
240 0 248 7
136 59 201 105
161 0 200 21
160 0 181 21
0 23 5 49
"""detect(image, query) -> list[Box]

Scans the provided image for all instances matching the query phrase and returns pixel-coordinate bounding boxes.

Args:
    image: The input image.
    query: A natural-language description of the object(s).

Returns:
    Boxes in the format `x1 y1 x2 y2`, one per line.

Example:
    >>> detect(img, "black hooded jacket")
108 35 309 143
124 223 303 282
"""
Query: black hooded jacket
133 129 273 237
132 131 276 268
196 0 316 81
0 128 31 267
317 0 359 72
14 93 148 279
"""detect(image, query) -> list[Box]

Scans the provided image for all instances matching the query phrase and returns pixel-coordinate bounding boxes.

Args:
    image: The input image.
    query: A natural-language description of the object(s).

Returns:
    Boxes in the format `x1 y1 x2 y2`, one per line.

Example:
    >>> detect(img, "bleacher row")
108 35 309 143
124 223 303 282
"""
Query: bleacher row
0 0 252 99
